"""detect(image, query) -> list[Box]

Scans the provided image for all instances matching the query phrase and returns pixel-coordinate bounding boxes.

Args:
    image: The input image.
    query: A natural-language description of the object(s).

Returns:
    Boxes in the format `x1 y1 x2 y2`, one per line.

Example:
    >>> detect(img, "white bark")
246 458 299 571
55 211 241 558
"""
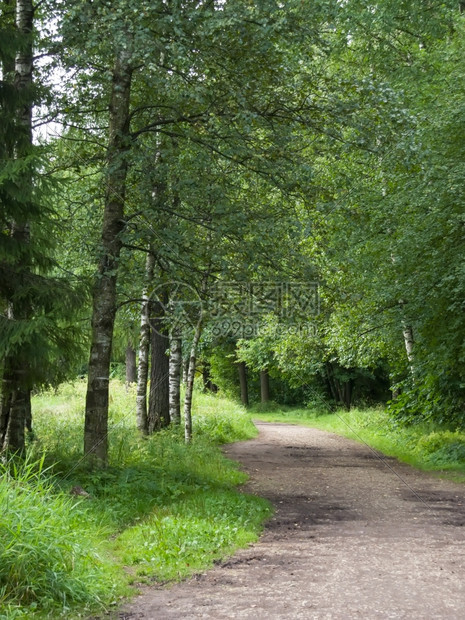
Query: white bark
402 323 415 365
169 333 182 424
182 358 189 384
183 321 202 443
136 251 155 433
15 0 33 141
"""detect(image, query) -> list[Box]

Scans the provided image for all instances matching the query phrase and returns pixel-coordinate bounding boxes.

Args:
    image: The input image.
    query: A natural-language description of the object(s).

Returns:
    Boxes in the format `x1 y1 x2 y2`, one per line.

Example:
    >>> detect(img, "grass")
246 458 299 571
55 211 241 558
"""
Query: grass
252 401 465 481
0 381 271 619
0 455 122 620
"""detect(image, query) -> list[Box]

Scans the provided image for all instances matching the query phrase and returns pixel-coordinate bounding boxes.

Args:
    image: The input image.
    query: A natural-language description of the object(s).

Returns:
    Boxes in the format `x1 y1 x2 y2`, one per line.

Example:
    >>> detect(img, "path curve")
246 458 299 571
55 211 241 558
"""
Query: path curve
120 422 465 619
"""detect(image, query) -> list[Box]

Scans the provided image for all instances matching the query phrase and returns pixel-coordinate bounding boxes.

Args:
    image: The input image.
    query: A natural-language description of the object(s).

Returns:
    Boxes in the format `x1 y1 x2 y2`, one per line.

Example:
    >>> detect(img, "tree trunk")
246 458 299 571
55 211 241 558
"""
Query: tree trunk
260 369 270 403
1 0 33 455
342 379 353 411
15 0 33 141
0 366 26 454
238 361 249 406
402 323 415 365
136 251 155 433
182 357 189 384
84 47 132 465
147 299 170 432
0 385 11 450
184 321 202 443
325 363 338 403
125 343 137 385
169 334 182 424
25 390 32 434
202 361 217 393
202 363 210 392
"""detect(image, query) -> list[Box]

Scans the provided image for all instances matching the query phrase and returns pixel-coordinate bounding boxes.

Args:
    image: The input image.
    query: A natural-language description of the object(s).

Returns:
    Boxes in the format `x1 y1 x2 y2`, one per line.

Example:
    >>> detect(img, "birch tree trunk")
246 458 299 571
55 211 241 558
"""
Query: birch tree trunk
15 0 33 136
169 333 182 424
403 324 414 364
1 0 33 454
402 323 415 380
182 358 189 384
184 321 202 443
136 251 155 433
84 47 132 464
147 299 170 432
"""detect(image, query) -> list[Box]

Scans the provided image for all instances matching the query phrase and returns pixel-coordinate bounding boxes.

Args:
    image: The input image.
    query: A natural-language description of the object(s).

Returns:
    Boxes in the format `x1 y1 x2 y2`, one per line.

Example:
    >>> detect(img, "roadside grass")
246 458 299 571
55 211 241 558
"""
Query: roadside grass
252 402 465 481
0 454 122 620
1 382 271 619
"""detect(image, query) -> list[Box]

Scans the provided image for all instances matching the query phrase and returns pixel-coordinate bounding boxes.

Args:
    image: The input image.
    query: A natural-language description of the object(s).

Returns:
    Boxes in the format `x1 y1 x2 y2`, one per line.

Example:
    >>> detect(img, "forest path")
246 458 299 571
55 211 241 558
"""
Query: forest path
119 421 465 619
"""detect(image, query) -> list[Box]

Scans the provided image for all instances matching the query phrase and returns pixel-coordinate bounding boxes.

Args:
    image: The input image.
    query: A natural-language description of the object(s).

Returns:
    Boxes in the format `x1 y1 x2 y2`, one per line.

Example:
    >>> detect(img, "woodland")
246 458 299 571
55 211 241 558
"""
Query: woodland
2 0 465 616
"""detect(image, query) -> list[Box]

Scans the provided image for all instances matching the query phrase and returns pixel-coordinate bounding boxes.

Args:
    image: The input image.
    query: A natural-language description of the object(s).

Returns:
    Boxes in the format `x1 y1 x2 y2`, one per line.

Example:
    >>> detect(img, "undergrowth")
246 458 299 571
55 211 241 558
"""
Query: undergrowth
0 455 121 619
1 381 271 618
252 402 465 478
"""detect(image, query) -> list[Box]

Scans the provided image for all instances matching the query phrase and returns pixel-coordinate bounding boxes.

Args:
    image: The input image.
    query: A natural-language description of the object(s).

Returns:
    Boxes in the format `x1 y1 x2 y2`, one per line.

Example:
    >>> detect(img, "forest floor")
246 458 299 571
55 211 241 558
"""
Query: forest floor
118 421 465 619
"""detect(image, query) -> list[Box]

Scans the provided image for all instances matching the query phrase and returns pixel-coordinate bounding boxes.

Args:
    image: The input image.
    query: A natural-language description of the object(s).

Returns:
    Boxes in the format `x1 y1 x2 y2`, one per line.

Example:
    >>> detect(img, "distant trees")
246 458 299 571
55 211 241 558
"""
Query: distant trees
295 1 465 420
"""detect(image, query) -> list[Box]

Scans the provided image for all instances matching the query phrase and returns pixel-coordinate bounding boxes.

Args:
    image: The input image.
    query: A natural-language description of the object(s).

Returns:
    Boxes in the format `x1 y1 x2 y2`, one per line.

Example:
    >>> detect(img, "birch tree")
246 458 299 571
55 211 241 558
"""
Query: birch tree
136 251 155 433
83 45 133 464
169 332 182 424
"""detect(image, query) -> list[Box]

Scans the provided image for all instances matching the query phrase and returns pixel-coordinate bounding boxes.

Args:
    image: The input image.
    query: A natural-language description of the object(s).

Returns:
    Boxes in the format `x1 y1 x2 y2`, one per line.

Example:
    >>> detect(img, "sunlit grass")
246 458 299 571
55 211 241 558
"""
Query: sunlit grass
0 454 125 620
1 381 271 618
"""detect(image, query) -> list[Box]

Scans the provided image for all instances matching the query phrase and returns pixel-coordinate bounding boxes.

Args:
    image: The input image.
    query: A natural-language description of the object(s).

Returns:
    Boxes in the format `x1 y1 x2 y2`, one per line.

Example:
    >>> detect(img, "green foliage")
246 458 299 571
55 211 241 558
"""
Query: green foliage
291 3 465 425
0 6 86 399
205 344 240 399
415 430 465 466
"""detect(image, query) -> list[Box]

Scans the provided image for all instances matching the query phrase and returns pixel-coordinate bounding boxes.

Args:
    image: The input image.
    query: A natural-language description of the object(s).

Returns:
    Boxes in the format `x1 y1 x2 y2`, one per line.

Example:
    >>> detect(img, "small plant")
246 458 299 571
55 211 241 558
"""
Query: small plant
415 430 465 466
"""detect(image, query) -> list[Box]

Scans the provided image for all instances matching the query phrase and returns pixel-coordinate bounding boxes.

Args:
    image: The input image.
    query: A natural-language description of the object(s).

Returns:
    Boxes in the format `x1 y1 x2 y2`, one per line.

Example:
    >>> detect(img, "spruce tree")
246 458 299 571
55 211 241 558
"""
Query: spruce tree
0 0 82 454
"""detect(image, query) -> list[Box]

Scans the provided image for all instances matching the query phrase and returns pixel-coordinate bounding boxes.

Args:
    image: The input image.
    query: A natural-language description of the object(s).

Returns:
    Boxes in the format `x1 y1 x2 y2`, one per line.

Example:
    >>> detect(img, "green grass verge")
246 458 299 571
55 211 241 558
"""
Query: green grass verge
0 382 271 619
252 402 465 481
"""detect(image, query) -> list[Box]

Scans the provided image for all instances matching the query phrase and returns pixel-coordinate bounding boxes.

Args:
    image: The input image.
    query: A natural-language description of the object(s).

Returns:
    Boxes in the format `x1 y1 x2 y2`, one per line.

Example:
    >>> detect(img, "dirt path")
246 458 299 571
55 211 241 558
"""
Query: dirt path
120 421 465 619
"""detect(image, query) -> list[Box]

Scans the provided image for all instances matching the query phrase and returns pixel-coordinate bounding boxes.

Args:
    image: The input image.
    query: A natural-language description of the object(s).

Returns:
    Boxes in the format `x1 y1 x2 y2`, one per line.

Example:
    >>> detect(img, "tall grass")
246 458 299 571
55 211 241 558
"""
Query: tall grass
1 382 271 618
0 455 122 619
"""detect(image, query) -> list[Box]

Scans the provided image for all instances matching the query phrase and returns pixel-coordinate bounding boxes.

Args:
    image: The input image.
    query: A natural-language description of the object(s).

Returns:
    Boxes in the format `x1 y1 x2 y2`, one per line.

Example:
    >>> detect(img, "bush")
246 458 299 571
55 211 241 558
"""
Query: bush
415 430 465 466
